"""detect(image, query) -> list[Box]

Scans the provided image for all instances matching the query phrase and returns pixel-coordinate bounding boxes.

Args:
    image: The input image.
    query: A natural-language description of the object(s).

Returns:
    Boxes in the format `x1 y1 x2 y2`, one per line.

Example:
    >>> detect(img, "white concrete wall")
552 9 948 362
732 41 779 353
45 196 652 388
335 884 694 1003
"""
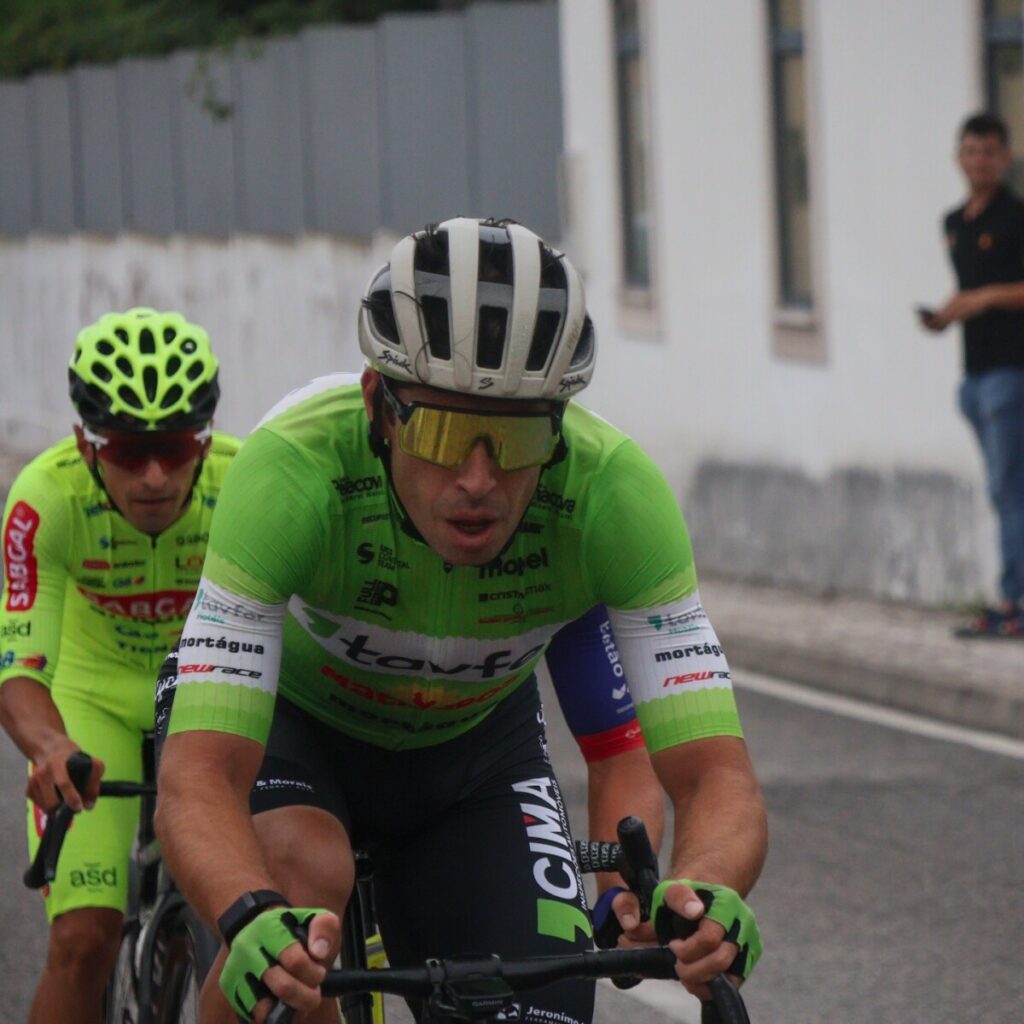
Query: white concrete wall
0 232 396 452
558 0 999 601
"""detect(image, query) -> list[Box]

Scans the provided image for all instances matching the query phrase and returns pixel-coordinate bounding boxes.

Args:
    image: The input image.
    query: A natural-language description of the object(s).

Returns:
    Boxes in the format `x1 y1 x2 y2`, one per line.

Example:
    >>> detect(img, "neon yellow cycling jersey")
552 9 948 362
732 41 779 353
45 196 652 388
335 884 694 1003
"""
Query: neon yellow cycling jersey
0 433 240 727
168 376 742 754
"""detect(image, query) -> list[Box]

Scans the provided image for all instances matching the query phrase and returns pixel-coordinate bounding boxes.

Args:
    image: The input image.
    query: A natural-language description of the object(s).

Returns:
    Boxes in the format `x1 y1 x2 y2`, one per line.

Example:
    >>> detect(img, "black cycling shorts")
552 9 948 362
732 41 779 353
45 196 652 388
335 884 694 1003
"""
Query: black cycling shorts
155 656 596 1024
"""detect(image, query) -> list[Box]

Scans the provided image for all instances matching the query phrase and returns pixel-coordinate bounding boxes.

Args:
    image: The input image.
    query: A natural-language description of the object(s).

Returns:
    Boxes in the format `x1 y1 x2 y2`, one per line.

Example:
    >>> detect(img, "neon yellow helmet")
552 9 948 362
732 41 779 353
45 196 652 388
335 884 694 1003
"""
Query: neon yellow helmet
69 308 220 431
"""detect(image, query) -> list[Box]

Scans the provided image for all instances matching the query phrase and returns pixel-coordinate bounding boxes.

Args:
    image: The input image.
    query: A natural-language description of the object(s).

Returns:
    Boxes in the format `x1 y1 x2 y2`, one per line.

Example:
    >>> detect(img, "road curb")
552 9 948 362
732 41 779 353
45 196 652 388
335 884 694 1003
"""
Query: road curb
724 635 1024 740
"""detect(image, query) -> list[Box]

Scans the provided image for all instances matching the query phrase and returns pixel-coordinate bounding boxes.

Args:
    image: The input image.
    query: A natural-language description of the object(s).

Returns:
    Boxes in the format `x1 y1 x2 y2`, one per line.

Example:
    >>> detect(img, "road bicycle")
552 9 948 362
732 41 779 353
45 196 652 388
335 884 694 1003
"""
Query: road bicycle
273 816 751 1024
24 747 219 1023
27 758 751 1024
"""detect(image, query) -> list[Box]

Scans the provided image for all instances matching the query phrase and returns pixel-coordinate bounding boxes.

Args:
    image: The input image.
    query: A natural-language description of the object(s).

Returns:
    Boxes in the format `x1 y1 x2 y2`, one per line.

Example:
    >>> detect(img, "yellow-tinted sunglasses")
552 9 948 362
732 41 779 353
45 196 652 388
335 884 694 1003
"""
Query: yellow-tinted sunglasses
379 377 563 471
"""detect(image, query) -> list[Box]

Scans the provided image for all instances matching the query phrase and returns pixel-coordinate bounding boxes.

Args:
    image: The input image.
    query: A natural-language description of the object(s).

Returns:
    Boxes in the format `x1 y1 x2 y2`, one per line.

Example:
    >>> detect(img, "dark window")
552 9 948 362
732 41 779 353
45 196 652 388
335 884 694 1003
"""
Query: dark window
769 0 813 310
613 0 651 290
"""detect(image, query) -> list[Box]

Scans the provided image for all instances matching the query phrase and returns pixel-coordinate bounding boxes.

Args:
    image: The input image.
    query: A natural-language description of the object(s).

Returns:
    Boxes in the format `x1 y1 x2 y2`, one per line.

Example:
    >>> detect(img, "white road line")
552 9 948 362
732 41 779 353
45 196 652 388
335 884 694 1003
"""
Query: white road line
736 669 1024 761
598 977 702 1023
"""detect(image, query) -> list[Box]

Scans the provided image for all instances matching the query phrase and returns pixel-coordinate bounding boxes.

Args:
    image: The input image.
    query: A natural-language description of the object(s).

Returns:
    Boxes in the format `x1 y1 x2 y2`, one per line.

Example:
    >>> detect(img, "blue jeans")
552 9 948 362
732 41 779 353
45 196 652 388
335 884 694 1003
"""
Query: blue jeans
959 367 1024 603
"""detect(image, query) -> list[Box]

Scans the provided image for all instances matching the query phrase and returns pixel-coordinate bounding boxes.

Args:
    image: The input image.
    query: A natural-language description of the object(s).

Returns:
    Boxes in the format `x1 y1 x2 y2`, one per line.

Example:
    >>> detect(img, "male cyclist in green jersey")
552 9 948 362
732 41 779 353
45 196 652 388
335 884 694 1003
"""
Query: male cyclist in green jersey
0 309 239 1024
155 219 767 1024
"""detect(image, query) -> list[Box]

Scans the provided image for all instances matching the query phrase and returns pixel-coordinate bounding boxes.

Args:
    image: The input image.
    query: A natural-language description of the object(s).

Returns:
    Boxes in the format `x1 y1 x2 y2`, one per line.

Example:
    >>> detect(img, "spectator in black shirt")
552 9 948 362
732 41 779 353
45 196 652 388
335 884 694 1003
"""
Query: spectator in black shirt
921 113 1024 637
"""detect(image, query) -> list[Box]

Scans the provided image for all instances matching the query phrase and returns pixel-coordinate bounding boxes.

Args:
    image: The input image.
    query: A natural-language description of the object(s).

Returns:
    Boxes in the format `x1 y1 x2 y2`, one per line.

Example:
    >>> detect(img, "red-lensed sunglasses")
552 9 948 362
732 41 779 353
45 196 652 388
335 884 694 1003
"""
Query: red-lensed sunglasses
82 425 211 473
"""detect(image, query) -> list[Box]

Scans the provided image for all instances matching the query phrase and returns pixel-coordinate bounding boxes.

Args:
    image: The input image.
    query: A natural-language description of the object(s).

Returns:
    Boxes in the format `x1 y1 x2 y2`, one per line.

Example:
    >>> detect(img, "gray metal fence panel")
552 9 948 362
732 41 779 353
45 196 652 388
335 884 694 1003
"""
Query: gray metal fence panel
3 3 563 241
0 82 33 234
466 3 562 238
29 74 76 232
234 38 306 235
377 13 473 232
74 66 125 233
301 25 382 236
120 57 179 235
172 50 237 237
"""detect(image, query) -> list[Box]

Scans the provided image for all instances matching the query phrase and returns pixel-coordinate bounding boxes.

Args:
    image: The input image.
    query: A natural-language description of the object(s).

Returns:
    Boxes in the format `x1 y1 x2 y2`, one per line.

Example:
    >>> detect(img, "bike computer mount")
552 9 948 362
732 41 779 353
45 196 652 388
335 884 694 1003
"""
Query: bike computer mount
424 954 519 1023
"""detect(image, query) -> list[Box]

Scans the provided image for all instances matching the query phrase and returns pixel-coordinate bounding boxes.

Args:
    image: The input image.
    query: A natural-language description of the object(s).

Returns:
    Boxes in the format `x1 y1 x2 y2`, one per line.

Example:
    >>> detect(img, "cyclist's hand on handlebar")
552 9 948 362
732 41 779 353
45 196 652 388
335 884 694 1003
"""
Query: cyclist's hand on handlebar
593 887 657 947
26 741 104 813
220 906 340 1022
651 879 762 1002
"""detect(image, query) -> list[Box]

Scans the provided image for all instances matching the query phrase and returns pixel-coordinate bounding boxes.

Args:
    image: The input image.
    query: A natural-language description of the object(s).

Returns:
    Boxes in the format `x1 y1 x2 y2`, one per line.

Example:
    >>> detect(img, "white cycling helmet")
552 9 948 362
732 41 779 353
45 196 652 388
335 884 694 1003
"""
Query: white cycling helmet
358 217 595 400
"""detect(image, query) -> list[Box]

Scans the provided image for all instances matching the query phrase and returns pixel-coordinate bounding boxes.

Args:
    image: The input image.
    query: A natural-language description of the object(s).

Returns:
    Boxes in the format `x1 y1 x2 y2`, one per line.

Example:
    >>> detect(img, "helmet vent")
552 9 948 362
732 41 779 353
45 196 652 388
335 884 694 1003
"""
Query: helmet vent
479 237 513 284
143 366 158 403
570 317 595 368
160 384 183 409
114 328 129 344
186 362 205 381
119 385 142 410
526 311 560 371
477 307 507 369
181 338 197 354
139 328 156 355
93 362 113 383
420 295 451 360
163 327 177 344
415 231 450 276
96 339 115 356
166 355 181 377
115 356 134 378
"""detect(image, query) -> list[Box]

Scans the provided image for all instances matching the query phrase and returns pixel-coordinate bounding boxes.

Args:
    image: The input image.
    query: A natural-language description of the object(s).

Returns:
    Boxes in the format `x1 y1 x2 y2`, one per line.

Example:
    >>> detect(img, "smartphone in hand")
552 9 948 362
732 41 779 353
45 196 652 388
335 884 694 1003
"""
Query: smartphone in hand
915 305 940 330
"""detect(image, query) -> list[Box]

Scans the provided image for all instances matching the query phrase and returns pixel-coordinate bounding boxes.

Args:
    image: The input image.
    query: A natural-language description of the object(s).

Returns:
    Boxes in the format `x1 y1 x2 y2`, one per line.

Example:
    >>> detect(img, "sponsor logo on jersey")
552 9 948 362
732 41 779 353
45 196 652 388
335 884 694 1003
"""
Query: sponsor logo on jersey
4 501 40 611
175 554 205 572
646 607 705 635
99 536 138 550
512 777 592 944
478 582 552 603
531 487 576 516
15 654 47 671
355 579 399 619
69 863 118 889
0 651 14 669
356 542 408 571
332 475 383 500
111 575 147 589
599 619 625 679
179 635 265 655
478 548 549 580
77 587 195 621
654 642 723 662
194 587 267 624
662 670 732 688
116 624 160 639
113 559 145 569
175 533 209 547
478 604 554 626
321 663 518 711
179 663 263 678
0 620 31 639
84 502 108 517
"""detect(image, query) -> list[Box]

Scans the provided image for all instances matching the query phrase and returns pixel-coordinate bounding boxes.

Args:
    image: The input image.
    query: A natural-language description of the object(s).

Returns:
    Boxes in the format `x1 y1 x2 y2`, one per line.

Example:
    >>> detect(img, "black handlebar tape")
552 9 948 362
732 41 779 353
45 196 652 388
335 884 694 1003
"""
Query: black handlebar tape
574 840 623 875
616 816 660 914
23 751 95 889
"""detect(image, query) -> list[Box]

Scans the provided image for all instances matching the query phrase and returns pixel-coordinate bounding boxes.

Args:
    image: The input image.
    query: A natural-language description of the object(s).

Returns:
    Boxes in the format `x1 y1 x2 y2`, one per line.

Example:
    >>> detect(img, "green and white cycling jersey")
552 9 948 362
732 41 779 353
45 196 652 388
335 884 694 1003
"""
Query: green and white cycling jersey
168 374 742 754
0 433 240 728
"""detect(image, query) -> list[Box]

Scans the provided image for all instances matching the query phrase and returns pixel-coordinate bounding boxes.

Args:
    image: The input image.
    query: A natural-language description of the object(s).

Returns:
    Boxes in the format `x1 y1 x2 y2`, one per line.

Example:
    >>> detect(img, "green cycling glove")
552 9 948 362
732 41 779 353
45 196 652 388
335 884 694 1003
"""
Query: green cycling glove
219 906 327 1020
651 879 762 981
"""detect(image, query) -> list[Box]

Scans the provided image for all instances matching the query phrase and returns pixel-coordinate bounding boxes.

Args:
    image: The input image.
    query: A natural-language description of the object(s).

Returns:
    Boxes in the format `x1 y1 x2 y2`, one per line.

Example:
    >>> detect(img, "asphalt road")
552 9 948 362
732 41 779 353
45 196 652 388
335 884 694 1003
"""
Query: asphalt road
2 668 1022 1023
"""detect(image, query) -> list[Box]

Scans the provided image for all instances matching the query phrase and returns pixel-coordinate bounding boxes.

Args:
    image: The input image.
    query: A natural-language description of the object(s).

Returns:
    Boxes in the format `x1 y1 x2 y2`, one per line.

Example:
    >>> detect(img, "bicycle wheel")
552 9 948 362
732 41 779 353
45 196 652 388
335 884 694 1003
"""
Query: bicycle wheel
105 921 141 1024
152 906 219 1024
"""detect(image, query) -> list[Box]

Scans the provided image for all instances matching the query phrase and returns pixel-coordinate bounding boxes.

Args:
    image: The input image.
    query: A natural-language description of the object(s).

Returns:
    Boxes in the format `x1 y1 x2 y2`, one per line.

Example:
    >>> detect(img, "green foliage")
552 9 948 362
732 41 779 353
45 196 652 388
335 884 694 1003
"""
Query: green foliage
0 0 475 77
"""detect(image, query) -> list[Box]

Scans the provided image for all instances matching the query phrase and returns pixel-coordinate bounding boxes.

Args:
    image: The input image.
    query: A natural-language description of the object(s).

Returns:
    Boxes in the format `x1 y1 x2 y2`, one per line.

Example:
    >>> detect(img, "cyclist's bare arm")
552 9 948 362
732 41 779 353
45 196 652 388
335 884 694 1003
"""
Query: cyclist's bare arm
157 729 280 926
156 729 341 1020
0 675 103 811
585 746 665 901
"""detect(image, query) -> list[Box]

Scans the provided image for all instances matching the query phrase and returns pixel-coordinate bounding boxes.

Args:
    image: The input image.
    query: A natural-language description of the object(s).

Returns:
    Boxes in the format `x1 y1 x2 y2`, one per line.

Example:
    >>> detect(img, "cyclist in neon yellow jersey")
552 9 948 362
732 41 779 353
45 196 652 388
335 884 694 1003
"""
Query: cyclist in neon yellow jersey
155 219 767 1024
0 309 239 1024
